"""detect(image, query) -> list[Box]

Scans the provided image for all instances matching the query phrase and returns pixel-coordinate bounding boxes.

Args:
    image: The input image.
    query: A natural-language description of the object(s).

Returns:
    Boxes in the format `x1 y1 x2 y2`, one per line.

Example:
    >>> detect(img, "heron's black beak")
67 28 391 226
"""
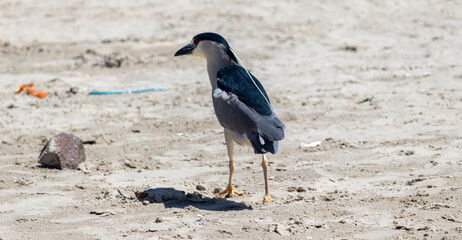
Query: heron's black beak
174 44 194 57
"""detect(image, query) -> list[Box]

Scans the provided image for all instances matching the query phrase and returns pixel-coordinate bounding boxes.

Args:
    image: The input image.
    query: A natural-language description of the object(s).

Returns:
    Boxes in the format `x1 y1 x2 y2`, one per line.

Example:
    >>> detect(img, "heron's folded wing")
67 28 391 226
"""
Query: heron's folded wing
230 96 285 141
217 65 272 116
216 66 285 141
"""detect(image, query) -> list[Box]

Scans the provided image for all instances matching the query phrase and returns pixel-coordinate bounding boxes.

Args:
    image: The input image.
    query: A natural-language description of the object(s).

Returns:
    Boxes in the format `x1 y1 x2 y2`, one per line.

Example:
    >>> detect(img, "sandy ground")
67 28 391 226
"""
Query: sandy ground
1 0 462 239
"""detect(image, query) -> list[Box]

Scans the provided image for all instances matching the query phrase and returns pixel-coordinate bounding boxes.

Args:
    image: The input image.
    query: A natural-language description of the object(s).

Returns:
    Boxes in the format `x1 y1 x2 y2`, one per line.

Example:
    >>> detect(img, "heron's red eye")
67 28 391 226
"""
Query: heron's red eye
193 39 198 45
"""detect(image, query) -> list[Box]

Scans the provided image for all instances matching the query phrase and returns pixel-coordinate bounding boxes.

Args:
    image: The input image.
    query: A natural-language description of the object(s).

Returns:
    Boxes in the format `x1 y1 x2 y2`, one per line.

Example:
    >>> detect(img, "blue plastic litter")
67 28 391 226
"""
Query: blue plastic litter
89 86 165 95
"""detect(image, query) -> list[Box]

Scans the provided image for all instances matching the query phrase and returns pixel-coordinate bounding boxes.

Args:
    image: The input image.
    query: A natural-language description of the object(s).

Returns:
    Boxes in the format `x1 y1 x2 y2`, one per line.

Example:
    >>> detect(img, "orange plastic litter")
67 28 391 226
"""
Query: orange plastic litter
26 88 48 98
15 82 47 98
15 82 34 93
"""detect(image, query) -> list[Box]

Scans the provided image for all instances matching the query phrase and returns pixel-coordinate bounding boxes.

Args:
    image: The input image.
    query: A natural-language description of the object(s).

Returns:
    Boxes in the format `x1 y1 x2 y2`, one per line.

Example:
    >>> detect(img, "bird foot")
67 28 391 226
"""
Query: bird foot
217 186 243 198
243 195 272 204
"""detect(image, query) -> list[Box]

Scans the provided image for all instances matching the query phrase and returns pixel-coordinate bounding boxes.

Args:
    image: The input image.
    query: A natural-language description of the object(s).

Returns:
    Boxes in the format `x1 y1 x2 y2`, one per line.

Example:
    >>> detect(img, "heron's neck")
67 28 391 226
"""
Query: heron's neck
206 53 232 90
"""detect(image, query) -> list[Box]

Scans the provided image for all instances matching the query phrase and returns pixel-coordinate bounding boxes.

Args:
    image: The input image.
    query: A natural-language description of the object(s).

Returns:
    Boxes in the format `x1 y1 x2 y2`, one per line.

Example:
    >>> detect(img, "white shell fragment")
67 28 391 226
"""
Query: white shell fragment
299 140 323 149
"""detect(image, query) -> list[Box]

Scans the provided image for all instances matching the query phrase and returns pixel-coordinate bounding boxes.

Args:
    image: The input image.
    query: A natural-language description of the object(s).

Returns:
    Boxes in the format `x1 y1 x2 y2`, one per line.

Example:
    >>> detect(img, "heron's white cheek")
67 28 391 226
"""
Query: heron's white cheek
192 47 206 59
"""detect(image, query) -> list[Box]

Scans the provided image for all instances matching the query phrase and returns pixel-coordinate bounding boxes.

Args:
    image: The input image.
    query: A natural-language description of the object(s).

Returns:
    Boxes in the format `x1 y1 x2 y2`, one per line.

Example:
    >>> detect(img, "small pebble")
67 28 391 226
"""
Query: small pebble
196 185 206 191
142 200 149 205
124 159 136 168
405 150 415 156
421 72 432 77
213 188 222 194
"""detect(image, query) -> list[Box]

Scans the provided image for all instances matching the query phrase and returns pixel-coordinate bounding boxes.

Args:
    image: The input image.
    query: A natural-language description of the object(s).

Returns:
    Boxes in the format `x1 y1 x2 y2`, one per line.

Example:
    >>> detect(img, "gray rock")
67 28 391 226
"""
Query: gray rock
38 133 86 169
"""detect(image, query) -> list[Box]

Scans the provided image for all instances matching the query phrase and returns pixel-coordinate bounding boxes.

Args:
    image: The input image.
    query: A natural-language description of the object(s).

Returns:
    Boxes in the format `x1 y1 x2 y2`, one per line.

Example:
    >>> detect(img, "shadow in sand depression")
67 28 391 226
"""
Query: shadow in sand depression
136 187 252 211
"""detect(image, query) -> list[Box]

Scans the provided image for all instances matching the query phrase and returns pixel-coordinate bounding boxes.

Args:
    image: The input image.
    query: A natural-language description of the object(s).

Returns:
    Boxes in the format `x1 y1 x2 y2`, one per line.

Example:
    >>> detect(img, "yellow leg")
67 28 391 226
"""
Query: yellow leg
262 154 271 202
218 129 242 197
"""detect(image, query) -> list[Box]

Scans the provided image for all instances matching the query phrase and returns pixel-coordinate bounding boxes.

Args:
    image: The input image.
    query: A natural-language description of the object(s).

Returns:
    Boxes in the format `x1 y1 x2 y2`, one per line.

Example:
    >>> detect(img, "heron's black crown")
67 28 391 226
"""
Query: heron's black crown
194 32 238 63
194 32 231 49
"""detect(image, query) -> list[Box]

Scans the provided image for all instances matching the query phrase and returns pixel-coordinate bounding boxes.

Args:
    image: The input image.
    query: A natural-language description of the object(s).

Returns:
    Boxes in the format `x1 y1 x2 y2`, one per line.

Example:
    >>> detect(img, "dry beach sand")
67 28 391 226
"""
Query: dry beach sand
1 0 462 239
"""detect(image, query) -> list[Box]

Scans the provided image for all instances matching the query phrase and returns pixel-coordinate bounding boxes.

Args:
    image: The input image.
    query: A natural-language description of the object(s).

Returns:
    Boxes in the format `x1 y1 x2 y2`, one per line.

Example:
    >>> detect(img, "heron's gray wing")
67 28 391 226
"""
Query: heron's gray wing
217 65 271 116
229 95 285 141
214 65 285 142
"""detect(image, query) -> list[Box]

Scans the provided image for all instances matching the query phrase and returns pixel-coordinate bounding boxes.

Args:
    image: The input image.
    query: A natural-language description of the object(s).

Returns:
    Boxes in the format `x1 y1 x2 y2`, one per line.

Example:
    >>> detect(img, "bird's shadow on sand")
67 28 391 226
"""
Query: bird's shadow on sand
136 187 252 211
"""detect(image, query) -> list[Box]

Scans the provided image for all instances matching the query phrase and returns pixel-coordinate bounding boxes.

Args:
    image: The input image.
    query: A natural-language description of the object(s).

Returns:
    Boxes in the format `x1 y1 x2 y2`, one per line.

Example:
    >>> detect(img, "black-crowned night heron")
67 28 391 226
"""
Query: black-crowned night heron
174 32 285 202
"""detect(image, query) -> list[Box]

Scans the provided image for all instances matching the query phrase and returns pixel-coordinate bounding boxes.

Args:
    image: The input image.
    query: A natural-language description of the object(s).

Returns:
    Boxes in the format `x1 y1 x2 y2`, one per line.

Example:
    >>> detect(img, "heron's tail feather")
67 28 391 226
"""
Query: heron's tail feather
247 133 279 154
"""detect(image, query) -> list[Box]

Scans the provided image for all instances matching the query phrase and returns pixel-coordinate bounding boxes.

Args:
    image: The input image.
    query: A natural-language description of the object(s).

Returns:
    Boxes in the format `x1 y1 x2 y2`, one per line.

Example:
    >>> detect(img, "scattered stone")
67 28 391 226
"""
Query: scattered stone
13 177 36 186
342 45 357 52
98 188 119 200
155 217 164 223
287 186 306 192
142 200 149 205
312 223 324 228
14 218 37 224
103 55 123 68
242 226 251 232
285 194 304 203
393 219 428 231
124 159 136 169
66 87 79 95
90 210 115 217
405 150 414 156
77 162 94 173
421 72 432 77
218 230 232 235
442 215 462 223
274 224 291 236
407 178 425 186
38 133 86 169
322 196 334 202
339 219 354 224
185 205 199 212
417 226 429 231
213 188 222 194
86 49 97 54
196 185 206 191
400 150 415 156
